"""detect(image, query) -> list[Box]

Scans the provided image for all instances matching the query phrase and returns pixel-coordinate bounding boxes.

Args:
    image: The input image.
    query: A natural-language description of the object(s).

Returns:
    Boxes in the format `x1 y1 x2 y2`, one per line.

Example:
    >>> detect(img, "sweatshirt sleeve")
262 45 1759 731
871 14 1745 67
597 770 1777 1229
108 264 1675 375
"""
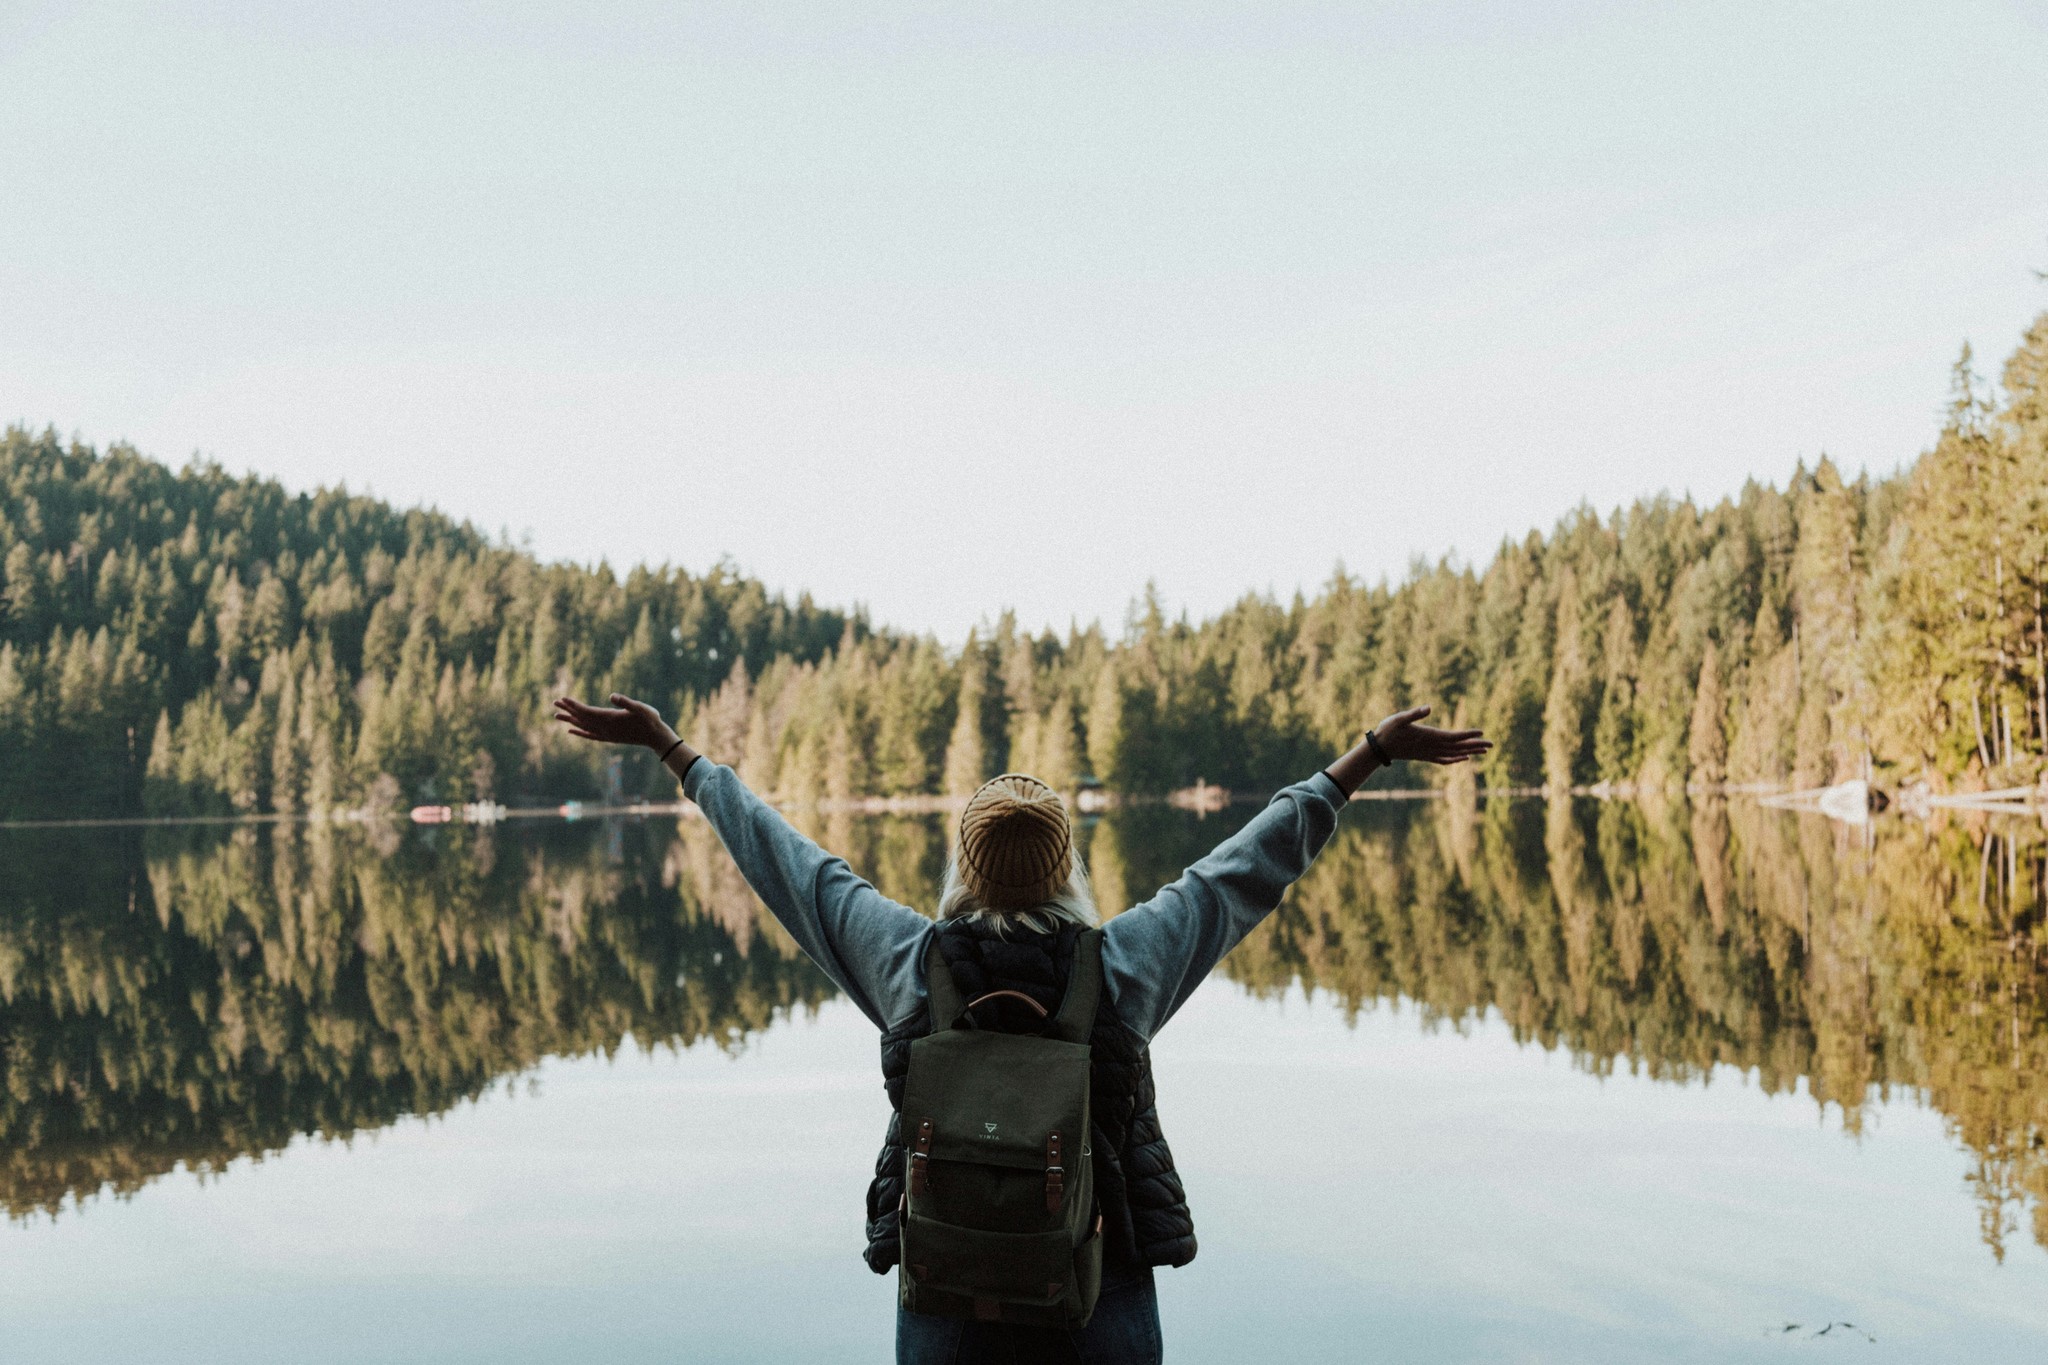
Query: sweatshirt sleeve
1099 772 1346 1041
683 761 934 1031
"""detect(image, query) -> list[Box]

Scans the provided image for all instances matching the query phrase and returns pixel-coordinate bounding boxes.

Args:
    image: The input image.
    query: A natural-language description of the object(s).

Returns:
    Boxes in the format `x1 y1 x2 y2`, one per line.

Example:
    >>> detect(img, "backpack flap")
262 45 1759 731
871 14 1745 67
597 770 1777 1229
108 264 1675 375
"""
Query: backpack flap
901 1029 1090 1171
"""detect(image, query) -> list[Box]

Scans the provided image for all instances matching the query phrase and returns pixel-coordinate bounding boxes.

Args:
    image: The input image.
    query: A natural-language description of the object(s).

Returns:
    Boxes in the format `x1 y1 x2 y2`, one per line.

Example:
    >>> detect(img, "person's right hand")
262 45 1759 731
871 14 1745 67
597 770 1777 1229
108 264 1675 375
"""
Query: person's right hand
552 693 680 752
1372 705 1490 765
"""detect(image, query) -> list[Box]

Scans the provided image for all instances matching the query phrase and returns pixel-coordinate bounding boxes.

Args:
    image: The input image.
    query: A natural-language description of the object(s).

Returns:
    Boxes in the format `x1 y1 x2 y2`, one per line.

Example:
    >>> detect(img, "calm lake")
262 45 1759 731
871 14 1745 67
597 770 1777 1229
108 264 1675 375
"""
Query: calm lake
4 796 2046 1363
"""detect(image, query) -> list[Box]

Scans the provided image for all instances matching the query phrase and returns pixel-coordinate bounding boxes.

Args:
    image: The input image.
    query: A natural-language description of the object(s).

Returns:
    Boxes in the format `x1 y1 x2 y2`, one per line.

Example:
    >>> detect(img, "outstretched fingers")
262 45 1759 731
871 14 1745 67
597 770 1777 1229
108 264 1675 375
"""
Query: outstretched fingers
552 696 624 742
1419 728 1493 764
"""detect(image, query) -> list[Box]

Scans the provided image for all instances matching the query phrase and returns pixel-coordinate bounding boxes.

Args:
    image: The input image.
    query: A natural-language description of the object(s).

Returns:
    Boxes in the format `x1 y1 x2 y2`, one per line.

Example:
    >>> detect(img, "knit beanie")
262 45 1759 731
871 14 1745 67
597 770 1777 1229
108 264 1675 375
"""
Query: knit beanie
956 773 1075 909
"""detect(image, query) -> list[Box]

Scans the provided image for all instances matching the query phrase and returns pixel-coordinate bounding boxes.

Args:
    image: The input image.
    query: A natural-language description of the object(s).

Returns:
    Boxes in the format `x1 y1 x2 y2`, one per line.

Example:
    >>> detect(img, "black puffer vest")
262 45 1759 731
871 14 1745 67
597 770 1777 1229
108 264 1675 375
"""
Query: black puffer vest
863 918 1197 1276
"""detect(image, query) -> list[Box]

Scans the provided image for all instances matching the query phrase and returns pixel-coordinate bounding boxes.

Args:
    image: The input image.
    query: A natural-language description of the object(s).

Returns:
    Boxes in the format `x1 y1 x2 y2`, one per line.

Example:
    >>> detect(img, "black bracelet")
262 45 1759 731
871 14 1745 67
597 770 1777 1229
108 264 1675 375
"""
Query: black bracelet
1365 729 1391 766
658 736 686 765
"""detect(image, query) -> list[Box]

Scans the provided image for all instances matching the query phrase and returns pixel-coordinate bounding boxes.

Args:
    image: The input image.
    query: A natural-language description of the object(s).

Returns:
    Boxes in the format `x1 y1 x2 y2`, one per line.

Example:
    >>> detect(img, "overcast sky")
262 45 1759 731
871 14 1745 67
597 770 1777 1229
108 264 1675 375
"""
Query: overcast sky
4 1 2046 641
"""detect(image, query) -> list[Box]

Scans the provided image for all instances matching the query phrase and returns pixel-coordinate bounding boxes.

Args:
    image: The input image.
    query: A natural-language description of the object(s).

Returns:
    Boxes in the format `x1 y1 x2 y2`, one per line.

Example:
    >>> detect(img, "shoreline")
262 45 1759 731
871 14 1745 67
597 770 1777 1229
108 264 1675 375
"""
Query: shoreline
5 776 2044 831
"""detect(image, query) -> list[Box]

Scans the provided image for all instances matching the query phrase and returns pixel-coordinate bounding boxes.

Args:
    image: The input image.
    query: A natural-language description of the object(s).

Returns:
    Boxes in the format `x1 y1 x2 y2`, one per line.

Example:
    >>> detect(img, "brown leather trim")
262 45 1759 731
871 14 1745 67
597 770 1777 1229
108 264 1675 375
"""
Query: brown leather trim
910 1117 933 1196
974 1297 1002 1322
963 989 1049 1019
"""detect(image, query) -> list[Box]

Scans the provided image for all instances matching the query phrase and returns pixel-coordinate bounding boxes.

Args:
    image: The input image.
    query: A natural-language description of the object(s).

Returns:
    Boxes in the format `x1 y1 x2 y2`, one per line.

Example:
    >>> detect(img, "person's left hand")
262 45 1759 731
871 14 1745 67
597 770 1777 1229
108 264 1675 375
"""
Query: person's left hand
552 693 677 751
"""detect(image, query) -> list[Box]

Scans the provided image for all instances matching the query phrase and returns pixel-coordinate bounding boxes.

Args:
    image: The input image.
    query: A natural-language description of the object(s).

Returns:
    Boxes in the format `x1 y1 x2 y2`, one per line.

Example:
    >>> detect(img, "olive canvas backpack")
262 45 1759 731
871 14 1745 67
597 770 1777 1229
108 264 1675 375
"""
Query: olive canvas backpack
897 927 1105 1327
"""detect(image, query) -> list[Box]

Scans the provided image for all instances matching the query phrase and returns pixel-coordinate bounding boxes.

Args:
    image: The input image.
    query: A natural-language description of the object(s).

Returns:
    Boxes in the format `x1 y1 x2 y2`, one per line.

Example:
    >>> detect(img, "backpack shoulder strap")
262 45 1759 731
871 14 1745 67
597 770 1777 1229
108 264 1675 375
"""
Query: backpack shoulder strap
923 929 965 1031
1050 929 1103 1044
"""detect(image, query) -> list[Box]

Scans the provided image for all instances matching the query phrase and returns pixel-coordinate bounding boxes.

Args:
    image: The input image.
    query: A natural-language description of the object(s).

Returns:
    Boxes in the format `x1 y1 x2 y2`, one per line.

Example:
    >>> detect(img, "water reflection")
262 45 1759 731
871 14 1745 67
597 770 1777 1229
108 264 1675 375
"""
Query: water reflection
1229 796 2048 1262
0 818 837 1223
3 796 2043 1260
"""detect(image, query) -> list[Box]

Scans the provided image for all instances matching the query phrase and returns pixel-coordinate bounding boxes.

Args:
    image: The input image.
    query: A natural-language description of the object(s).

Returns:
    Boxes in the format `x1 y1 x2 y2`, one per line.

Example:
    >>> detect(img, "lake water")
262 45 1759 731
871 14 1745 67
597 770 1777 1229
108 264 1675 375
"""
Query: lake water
3 796 2046 1363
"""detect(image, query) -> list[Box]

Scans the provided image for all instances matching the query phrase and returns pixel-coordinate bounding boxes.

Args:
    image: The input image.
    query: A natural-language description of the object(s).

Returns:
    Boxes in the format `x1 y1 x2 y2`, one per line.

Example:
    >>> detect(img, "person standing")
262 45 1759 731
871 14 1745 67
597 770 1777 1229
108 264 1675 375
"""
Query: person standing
554 693 1487 1364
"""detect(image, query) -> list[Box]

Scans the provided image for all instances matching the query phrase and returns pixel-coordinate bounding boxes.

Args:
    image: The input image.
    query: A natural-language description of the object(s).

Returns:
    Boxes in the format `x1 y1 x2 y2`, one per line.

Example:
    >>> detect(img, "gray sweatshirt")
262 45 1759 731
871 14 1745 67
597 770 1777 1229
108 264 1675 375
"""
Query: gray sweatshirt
680 762 1347 1040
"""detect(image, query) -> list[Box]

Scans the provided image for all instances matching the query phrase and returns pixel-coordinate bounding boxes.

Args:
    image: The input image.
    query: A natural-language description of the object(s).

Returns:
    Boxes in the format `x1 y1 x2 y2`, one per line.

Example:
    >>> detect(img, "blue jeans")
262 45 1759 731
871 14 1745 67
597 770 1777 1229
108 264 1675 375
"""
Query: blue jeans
895 1264 1162 1365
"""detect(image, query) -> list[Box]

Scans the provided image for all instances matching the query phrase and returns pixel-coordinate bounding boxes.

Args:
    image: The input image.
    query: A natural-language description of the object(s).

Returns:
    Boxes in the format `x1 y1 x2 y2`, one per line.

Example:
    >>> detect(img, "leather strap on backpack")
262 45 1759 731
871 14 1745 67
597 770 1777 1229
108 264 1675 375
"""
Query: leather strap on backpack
962 989 1048 1019
1049 930 1103 1044
910 1116 933 1195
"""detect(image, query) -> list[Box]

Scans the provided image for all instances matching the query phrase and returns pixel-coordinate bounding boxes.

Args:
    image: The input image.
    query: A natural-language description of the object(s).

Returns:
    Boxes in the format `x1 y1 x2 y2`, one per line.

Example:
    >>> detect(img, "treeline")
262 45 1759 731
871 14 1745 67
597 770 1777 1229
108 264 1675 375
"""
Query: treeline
0 444 855 818
2 310 2044 819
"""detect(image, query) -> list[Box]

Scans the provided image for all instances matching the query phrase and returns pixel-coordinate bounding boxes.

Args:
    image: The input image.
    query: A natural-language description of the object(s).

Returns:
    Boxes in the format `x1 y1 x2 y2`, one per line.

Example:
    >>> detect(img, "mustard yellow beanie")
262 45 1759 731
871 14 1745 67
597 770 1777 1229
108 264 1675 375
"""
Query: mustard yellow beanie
956 773 1074 909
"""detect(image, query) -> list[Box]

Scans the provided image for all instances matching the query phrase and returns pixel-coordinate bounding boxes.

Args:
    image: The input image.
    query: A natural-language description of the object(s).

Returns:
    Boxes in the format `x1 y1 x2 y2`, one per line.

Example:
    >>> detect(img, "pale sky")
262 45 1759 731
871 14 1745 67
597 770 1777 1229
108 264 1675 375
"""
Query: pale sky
4 1 2046 642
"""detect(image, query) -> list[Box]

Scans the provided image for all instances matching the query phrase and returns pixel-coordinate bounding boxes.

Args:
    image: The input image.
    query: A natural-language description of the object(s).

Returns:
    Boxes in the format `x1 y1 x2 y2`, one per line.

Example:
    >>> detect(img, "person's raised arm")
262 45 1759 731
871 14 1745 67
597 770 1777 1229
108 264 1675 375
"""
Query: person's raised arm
553 691 702 782
1322 704 1490 796
1100 704 1489 1040
552 693 933 1030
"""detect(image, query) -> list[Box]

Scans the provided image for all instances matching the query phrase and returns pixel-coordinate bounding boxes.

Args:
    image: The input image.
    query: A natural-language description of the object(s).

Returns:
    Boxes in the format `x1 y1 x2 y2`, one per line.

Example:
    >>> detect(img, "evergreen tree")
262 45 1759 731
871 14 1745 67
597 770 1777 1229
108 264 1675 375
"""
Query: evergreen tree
1543 569 1600 791
942 636 991 796
1687 639 1728 788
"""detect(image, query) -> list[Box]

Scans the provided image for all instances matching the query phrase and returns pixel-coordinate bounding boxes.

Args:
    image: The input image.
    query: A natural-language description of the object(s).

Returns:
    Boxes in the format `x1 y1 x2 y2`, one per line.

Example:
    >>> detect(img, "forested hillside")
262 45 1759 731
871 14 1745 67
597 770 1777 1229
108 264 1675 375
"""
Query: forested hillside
2 311 2044 820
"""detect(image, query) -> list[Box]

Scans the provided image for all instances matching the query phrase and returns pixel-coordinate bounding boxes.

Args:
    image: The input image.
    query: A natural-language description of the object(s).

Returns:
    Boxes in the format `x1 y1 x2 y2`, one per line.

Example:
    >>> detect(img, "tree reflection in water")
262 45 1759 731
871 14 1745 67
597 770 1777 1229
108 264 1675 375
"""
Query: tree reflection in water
2 797 2042 1259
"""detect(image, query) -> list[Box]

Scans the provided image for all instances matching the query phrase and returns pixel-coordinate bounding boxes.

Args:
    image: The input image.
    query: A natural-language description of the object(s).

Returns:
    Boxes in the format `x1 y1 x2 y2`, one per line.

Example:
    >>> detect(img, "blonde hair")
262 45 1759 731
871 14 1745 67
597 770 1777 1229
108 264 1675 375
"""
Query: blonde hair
937 854 1099 936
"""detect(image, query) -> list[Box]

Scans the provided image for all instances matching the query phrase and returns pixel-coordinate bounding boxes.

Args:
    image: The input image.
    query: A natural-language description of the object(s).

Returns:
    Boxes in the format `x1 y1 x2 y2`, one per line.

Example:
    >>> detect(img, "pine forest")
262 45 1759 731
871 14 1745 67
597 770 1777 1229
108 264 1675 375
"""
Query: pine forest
2 311 2045 822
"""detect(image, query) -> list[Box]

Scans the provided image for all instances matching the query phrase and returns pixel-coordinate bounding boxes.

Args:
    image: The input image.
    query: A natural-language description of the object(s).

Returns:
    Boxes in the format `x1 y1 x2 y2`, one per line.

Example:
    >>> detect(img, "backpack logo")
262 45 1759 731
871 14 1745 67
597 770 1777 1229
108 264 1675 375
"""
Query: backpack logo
984 1122 998 1136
